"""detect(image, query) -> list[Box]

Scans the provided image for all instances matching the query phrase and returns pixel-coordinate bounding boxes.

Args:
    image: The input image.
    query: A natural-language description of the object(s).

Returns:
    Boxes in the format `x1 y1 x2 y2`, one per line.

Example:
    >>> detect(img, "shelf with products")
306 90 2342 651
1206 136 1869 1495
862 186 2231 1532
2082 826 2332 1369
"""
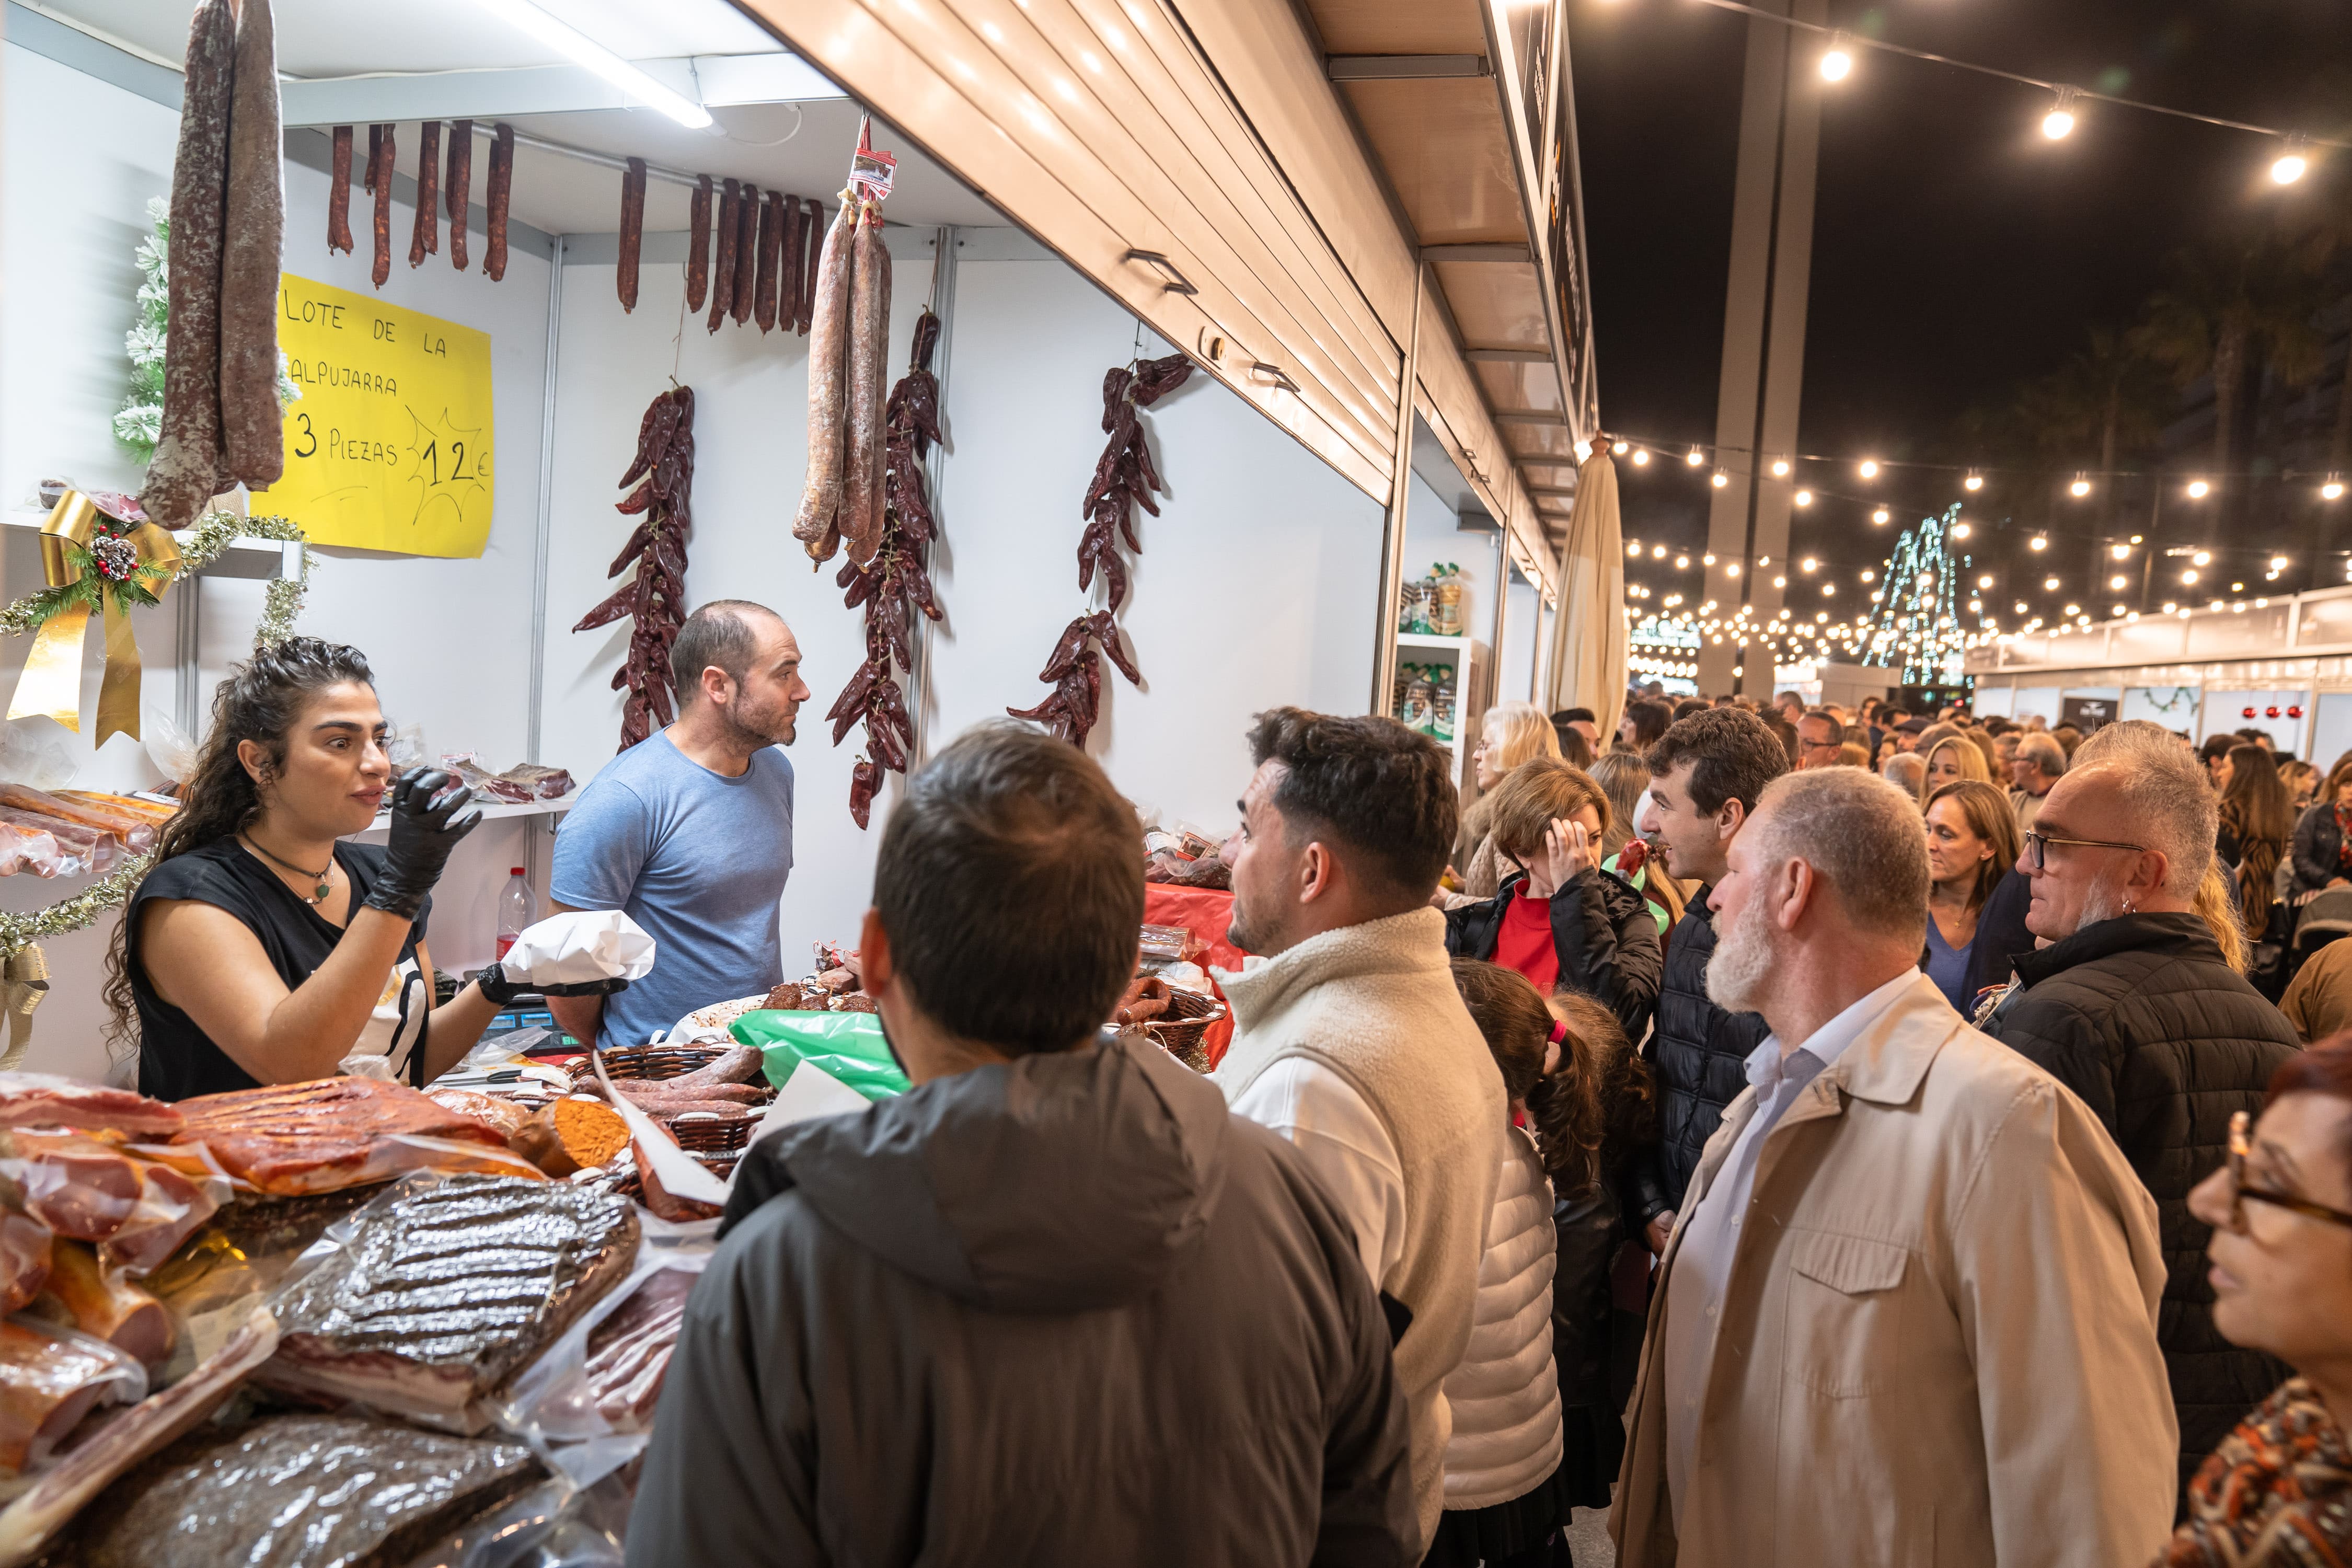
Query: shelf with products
1391 633 1490 798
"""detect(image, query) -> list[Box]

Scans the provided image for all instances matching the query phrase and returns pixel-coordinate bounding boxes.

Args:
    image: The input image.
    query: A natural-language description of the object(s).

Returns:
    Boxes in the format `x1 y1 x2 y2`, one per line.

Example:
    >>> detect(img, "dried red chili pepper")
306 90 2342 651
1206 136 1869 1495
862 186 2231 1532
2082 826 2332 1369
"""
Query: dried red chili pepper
577 385 696 750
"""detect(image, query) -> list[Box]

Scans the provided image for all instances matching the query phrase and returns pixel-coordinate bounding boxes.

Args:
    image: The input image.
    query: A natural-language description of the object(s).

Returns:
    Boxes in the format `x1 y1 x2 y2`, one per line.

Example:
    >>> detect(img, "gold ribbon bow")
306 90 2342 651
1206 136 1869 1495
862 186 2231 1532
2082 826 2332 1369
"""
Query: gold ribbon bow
4 490 183 745
0 946 48 1071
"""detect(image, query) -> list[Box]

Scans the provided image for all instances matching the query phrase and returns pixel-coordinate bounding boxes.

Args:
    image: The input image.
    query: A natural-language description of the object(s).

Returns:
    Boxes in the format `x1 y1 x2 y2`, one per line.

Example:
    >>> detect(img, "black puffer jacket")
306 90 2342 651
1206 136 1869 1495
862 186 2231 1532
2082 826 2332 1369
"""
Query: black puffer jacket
1443 867 1664 1043
2290 800 2346 898
1643 886 1770 1219
1978 912 2301 1492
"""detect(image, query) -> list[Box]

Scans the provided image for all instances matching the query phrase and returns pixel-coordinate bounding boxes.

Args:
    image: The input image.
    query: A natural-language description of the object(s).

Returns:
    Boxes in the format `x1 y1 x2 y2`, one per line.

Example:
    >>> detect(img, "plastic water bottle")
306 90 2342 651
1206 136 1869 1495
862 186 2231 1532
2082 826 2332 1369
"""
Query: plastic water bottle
497 868 534 960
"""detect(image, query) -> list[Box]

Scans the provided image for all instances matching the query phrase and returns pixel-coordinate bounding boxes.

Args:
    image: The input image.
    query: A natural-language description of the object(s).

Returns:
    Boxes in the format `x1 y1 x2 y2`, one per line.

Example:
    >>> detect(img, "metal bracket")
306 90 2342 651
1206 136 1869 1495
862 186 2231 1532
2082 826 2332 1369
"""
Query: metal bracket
1123 249 1198 295
1247 361 1300 395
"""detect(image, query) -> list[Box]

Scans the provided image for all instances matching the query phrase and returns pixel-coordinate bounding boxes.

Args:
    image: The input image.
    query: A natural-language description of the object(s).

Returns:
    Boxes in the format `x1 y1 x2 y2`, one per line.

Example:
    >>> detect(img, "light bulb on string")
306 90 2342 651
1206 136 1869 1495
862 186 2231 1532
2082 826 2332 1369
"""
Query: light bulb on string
1684 447 1704 467
1771 458 1791 478
1858 459 1879 479
2272 137 2310 185
2187 478 2211 499
1872 508 1890 525
2325 477 2346 501
1794 489 1814 506
1712 470 1730 489
2029 536 2048 551
1819 33 1854 81
1630 447 1650 466
2042 87 2078 141
1963 471 1984 492
2071 474 2092 498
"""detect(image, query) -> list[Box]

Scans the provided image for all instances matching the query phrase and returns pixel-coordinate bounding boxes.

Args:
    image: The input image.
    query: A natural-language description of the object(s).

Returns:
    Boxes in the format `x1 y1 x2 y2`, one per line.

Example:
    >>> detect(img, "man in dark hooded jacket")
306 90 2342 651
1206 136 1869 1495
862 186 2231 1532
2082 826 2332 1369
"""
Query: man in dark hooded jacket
627 724 1415 1568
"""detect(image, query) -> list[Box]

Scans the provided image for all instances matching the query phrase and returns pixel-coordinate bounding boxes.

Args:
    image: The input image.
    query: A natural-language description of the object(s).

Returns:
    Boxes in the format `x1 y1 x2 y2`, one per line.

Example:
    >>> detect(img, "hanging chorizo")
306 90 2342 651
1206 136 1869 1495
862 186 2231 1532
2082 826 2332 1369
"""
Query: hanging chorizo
328 126 354 254
484 123 513 281
446 119 471 270
409 120 440 267
617 157 645 313
686 174 711 312
218 0 285 489
731 184 758 326
792 193 861 559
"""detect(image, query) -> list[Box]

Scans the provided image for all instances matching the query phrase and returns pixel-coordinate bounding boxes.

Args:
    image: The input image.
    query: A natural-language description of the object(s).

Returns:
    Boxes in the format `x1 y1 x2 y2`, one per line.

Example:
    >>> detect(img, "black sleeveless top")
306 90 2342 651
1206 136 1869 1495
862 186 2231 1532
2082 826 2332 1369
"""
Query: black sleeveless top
126 838 432 1102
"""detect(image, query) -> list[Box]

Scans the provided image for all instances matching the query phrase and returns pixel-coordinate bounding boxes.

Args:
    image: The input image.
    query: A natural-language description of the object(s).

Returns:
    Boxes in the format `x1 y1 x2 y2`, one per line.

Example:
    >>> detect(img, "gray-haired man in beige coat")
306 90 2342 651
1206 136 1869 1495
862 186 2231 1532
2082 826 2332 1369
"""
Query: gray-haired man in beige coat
1612 767 2177 1567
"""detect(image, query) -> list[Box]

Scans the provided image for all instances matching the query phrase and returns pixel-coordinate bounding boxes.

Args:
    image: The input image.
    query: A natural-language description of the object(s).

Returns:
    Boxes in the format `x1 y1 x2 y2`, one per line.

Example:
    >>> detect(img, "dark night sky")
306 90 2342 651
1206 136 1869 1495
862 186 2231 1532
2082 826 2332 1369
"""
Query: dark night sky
1569 0 2352 573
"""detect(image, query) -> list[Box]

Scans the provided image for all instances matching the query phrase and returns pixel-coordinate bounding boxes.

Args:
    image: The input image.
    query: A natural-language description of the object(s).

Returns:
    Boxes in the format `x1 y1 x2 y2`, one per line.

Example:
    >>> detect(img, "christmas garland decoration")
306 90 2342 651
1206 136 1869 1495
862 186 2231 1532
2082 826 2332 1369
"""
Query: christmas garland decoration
0 511 310 640
0 856 154 954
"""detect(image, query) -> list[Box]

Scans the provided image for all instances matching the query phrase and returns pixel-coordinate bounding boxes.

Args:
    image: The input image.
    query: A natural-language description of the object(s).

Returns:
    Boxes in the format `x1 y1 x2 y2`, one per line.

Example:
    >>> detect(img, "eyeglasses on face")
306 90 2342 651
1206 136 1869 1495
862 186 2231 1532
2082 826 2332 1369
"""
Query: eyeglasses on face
2226 1109 2352 1232
2019 828 2145 872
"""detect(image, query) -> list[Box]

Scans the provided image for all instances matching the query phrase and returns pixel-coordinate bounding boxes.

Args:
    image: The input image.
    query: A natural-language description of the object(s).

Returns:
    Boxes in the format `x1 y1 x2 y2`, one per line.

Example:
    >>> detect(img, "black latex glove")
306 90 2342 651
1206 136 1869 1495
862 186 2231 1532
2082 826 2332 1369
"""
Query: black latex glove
363 767 481 920
477 965 630 1006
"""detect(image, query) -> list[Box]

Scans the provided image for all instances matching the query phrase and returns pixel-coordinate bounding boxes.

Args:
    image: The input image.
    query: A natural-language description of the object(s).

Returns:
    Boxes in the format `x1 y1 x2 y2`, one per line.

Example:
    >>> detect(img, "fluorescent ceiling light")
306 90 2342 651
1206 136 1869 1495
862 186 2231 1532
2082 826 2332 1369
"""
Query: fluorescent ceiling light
474 0 714 127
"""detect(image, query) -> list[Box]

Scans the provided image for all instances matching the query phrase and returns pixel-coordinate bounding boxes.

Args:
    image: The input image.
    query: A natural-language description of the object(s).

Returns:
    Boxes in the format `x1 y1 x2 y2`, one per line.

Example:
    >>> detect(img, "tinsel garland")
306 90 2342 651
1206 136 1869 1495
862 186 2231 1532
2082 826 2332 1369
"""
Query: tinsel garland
0 510 310 974
0 855 153 953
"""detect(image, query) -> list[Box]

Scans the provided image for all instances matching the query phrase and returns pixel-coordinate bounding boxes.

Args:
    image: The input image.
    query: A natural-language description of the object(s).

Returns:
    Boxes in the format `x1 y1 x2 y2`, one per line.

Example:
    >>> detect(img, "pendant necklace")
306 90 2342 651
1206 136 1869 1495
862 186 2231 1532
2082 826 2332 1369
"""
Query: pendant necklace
244 837 335 905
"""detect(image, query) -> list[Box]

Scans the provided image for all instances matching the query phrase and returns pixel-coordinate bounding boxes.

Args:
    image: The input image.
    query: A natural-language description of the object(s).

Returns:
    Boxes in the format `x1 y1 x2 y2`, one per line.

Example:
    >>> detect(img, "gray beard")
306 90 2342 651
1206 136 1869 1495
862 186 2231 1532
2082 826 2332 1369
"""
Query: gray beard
1704 895 1777 1016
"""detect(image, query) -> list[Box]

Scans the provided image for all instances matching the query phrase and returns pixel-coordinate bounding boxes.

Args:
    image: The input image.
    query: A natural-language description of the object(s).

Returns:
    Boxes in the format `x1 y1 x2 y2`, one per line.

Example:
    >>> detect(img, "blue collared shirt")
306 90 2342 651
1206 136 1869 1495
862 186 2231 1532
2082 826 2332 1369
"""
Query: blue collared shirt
1661 970 1920 1527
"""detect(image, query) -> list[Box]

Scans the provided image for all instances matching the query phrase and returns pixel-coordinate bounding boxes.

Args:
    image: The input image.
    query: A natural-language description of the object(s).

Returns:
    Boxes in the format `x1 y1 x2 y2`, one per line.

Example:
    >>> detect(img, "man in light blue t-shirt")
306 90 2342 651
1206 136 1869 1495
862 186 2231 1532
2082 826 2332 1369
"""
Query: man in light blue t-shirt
549 601 811 1047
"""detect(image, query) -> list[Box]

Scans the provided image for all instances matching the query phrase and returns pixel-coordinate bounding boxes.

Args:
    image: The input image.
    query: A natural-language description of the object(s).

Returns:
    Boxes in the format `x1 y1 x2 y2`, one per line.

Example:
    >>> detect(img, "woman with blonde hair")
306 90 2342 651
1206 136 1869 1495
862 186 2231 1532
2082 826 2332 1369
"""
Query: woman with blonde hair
1921 780 2021 1011
1919 733 1993 803
1453 701 1564 897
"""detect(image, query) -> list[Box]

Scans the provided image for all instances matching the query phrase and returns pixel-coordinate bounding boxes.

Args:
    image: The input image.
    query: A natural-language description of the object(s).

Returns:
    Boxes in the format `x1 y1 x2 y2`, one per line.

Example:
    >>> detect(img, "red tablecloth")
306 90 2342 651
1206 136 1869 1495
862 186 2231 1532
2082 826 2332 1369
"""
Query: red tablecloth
1144 885 1246 1065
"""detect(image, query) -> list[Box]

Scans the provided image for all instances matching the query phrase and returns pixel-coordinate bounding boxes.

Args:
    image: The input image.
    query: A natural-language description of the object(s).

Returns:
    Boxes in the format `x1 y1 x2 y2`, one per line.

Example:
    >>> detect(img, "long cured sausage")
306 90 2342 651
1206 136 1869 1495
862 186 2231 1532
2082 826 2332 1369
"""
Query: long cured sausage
365 124 380 193
219 0 284 490
731 185 757 326
409 119 440 267
842 201 890 567
706 179 738 332
798 202 821 334
791 193 861 560
371 124 394 289
141 0 235 526
446 119 471 271
685 175 710 312
484 123 513 281
617 157 645 313
752 190 780 332
776 193 803 339
327 127 354 254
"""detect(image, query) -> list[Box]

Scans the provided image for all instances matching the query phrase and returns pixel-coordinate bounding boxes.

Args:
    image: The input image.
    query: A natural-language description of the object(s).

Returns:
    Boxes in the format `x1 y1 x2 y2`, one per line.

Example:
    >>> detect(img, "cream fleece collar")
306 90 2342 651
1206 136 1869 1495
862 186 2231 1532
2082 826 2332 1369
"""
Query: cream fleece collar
1218 906 1451 1030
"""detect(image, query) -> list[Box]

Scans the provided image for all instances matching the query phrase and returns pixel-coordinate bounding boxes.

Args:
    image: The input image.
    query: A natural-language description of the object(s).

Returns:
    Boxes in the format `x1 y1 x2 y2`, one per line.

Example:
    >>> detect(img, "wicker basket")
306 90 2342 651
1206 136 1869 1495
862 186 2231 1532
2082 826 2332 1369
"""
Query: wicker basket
585 1044 776 1107
1143 987 1224 1073
661 1109 757 1154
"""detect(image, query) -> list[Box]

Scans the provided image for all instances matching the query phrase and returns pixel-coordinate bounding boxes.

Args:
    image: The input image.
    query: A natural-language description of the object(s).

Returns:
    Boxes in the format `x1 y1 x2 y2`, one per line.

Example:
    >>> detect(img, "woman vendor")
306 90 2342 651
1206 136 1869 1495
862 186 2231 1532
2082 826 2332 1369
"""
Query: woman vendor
105 637 526 1099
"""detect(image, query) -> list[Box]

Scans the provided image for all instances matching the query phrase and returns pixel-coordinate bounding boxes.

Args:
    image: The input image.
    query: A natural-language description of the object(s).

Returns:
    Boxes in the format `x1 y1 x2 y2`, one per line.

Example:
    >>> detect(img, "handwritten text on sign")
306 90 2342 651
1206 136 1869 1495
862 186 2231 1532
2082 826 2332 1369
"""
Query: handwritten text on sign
270 276 495 557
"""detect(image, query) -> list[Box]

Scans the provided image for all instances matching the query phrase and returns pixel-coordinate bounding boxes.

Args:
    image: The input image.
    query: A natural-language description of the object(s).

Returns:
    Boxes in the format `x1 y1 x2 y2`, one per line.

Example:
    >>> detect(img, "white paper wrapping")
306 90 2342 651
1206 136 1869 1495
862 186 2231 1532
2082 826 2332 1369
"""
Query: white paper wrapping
499 912 656 986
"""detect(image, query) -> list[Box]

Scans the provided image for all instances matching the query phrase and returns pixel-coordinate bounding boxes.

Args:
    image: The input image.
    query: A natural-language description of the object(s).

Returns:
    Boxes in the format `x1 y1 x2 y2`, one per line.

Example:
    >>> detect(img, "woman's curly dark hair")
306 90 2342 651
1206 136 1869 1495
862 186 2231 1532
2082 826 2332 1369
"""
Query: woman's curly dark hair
101 637 375 1052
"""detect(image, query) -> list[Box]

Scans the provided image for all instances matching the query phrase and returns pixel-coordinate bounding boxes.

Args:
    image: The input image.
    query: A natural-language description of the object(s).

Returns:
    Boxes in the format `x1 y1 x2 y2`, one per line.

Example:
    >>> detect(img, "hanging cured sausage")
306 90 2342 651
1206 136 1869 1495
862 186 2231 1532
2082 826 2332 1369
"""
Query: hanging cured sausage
840 204 891 566
216 0 284 489
371 124 394 288
327 126 354 254
798 202 821 335
776 193 803 338
685 175 711 312
409 120 440 268
617 157 645 313
730 185 758 327
753 190 781 333
791 194 862 561
706 179 738 332
446 119 471 271
483 123 513 282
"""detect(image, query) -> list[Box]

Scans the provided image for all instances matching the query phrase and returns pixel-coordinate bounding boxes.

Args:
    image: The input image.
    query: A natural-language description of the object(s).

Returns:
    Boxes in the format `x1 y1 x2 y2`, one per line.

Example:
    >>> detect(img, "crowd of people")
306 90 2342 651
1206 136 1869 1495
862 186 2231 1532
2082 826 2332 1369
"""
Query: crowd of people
623 685 2352 1568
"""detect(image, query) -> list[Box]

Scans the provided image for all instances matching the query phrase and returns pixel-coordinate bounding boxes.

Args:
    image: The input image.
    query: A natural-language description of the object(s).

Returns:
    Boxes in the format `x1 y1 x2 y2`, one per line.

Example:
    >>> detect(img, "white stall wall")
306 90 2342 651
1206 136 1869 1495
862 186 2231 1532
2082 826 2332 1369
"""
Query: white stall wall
0 45 557 1078
1500 575 1539 704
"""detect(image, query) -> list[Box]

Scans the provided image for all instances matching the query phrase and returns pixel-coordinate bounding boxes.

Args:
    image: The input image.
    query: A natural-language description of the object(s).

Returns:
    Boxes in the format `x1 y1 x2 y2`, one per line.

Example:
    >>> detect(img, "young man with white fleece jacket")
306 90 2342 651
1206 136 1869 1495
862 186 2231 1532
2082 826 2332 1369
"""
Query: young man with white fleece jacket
1215 708 1508 1555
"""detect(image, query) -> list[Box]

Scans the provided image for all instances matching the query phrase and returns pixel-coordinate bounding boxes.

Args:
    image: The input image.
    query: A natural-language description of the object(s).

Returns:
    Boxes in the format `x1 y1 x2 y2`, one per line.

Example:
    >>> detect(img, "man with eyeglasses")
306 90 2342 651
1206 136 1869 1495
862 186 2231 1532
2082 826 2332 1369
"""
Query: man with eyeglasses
1977 720 2302 1499
1793 709 1844 770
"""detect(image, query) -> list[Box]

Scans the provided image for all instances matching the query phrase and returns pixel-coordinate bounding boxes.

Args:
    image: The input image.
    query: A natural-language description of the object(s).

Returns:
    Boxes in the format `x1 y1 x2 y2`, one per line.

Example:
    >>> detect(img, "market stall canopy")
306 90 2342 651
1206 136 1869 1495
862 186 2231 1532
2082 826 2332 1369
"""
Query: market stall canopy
725 0 1589 593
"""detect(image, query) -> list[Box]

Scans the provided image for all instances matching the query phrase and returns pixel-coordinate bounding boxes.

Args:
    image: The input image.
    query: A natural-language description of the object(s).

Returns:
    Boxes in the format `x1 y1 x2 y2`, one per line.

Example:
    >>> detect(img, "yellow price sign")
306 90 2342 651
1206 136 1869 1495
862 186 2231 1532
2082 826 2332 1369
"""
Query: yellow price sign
271 275 495 557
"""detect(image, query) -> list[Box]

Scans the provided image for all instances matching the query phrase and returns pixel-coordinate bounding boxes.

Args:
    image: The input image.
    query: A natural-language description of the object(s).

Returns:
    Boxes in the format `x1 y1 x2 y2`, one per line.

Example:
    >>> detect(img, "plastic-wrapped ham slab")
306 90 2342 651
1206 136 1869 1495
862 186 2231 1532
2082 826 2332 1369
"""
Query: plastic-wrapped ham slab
0 1078 179 1138
258 1175 639 1432
44 1412 540 1568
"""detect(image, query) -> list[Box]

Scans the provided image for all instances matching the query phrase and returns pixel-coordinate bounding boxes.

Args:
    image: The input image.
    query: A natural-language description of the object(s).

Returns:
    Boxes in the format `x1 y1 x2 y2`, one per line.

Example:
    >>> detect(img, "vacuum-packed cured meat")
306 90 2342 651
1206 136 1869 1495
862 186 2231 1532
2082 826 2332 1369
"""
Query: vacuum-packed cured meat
576 385 695 751
446 118 471 270
0 1130 216 1277
259 1175 639 1429
706 178 738 332
484 122 513 281
0 1215 49 1318
583 1267 694 1429
423 1088 530 1141
0 1320 142 1477
0 787 153 852
167 1077 520 1196
50 1412 538 1568
617 156 644 313
685 174 711 311
0 1075 179 1137
217 0 284 490
0 1309 276 1568
792 193 862 560
408 118 440 267
327 125 354 253
137 0 234 529
40 1242 173 1366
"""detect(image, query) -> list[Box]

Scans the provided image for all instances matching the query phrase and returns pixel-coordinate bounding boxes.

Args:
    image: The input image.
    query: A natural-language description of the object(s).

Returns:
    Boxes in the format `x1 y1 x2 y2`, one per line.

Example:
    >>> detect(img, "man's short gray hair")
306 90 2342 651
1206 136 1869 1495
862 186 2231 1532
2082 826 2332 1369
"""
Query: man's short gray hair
2068 720 2215 897
1747 768 1930 943
2015 732 2068 780
1881 752 1927 793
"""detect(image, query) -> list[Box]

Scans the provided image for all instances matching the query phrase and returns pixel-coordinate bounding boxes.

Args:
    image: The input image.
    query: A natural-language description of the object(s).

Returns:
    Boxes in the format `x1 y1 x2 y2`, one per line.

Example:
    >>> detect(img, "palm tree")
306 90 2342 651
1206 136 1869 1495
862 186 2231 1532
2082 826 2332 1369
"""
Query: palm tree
2136 230 2330 483
2025 328 2172 524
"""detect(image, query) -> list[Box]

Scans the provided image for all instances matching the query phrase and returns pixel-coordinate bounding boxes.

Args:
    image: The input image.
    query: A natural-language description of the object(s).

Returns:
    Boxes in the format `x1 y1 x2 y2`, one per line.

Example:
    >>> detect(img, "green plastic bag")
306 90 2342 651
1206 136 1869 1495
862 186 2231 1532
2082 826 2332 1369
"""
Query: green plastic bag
729 1010 909 1102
